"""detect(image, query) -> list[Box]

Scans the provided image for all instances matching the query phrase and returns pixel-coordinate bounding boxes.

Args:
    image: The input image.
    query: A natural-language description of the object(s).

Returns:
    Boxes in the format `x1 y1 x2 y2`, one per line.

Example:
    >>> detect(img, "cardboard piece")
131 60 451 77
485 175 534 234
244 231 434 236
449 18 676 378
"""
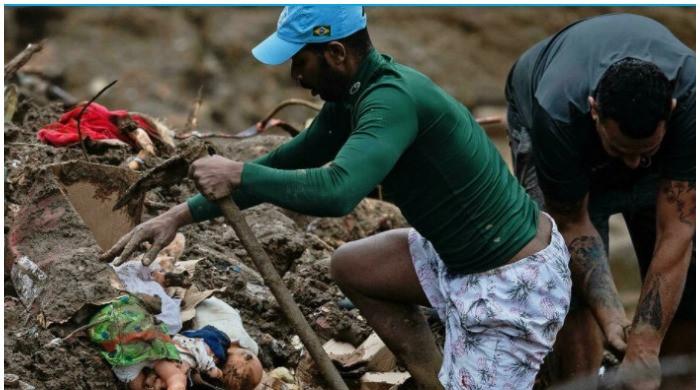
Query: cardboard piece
359 372 411 390
323 332 398 372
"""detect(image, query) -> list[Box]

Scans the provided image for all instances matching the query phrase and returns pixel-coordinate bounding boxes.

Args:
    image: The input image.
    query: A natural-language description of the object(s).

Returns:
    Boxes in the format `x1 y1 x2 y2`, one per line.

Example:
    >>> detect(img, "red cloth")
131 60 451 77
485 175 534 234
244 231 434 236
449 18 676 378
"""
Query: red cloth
37 103 156 147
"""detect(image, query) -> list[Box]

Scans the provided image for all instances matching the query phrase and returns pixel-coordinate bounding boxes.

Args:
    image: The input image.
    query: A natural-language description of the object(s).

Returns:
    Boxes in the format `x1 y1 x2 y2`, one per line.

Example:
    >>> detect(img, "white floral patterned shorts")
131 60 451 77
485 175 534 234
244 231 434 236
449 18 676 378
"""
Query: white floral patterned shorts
408 214 572 390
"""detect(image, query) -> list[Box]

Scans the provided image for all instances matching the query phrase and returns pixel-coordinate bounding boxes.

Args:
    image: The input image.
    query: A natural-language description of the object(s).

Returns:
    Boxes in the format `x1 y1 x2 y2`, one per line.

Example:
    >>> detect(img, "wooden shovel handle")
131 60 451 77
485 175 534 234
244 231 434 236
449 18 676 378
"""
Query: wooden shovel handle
216 198 349 390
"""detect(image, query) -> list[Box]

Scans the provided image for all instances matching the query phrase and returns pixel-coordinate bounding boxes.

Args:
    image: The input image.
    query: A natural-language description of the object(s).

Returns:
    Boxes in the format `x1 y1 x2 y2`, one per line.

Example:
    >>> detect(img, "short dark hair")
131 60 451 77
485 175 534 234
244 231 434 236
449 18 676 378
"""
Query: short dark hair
595 58 674 139
305 28 373 58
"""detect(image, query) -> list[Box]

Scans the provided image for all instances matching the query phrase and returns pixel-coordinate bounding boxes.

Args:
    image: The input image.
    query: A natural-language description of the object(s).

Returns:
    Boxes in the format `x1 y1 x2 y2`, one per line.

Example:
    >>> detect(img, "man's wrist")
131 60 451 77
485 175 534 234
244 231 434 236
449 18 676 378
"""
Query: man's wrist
165 202 194 227
594 305 627 321
626 325 662 356
228 160 245 190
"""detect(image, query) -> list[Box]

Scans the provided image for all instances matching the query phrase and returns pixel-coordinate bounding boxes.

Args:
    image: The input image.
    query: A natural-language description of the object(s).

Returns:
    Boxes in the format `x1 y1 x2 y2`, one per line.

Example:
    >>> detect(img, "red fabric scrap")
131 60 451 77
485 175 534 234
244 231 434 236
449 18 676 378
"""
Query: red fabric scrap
37 102 157 147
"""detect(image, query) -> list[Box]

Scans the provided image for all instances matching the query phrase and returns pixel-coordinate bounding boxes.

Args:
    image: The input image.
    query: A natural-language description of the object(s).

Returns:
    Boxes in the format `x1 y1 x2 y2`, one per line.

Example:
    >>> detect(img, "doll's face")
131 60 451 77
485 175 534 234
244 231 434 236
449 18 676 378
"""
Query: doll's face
221 345 263 390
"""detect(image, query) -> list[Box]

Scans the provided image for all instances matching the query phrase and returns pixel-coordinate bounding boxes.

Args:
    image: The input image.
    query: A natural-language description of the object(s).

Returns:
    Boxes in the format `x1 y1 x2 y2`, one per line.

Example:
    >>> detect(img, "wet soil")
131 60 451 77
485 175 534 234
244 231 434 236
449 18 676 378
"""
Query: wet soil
3 6 695 390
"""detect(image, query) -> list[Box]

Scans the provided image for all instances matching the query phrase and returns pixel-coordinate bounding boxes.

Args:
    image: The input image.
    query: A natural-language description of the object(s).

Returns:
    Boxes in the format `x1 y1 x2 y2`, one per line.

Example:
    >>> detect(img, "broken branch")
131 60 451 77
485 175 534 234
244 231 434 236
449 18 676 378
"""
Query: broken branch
4 41 45 83
44 317 109 348
183 85 204 133
258 98 322 128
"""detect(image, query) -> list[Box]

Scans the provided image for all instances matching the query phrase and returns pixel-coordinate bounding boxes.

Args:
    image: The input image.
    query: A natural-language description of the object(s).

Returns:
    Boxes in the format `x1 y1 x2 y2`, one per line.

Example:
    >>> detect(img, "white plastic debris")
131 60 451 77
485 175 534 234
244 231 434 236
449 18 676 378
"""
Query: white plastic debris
10 256 47 307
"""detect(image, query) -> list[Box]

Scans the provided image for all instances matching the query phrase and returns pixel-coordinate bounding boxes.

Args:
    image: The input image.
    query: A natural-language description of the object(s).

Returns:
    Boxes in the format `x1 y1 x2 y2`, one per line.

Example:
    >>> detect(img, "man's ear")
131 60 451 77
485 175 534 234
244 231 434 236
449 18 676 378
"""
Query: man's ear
671 98 677 113
588 96 599 122
323 41 347 68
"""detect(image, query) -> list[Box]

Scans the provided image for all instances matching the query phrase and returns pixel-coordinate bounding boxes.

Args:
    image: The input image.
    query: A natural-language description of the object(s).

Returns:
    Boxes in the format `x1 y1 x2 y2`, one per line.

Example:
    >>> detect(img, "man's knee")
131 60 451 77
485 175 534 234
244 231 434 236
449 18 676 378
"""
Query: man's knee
330 243 354 288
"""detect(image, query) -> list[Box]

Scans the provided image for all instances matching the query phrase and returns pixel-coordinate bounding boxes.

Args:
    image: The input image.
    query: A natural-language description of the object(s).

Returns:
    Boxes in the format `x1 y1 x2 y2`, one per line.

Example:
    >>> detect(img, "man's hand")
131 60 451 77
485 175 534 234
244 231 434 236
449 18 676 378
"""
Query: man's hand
188 155 243 201
100 203 193 266
601 315 632 356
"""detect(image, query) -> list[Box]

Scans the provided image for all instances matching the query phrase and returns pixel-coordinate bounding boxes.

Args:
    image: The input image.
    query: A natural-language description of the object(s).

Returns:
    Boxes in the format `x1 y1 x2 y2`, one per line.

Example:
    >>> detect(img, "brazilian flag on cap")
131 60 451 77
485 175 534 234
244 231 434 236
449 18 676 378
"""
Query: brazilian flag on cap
313 25 331 37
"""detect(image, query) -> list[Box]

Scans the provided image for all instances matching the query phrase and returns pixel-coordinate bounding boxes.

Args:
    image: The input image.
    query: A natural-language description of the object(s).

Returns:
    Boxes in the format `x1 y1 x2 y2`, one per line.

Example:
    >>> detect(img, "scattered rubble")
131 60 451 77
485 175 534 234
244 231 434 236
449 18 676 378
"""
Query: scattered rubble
7 7 691 389
4 77 411 389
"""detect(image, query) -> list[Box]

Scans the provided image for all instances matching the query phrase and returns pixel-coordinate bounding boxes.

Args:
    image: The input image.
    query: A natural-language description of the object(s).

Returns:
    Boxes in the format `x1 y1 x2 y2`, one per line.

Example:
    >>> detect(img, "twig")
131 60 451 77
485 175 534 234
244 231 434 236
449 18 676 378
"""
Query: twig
183 85 204 133
192 372 225 390
47 84 78 107
144 200 171 210
175 111 501 141
44 317 110 348
4 40 45 83
258 98 322 128
75 79 118 161
174 131 244 140
16 72 78 107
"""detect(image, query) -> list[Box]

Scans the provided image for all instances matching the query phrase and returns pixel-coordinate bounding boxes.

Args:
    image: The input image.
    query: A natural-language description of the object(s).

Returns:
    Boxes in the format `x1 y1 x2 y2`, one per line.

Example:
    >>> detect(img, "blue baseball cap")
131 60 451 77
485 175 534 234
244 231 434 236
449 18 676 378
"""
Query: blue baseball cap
252 6 367 66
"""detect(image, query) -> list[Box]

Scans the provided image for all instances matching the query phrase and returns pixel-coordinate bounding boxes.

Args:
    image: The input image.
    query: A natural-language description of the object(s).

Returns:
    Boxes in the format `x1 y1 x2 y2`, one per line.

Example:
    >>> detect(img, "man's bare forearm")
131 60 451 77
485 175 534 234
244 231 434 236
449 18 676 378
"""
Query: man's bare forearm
627 180 695 354
561 224 626 320
546 194 627 329
626 242 691 354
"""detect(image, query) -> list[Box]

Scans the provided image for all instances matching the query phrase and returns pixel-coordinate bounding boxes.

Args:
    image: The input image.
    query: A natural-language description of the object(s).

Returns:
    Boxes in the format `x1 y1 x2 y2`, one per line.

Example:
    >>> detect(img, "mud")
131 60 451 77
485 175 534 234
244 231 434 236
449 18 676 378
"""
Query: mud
7 164 124 325
3 6 695 390
4 296 116 390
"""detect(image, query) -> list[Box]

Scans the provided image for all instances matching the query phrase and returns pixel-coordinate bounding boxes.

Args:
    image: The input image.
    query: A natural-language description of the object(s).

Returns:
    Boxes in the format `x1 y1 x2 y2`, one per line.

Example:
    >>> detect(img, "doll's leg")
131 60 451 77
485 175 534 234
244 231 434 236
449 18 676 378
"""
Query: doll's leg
127 371 146 390
153 360 188 390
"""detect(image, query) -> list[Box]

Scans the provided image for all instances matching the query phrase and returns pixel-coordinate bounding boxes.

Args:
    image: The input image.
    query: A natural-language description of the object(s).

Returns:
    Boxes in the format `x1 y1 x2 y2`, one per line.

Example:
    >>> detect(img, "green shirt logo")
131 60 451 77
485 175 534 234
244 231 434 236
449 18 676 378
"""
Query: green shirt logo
313 25 331 37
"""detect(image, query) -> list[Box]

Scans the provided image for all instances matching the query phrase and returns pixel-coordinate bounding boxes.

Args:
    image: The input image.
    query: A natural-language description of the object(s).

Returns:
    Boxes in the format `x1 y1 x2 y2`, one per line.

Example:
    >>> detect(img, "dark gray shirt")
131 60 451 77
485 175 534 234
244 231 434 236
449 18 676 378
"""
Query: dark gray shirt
506 13 695 202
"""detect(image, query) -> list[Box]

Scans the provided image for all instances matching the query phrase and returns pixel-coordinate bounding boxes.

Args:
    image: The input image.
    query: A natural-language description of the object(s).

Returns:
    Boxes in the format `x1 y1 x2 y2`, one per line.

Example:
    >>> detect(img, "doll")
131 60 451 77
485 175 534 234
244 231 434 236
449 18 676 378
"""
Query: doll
125 326 262 390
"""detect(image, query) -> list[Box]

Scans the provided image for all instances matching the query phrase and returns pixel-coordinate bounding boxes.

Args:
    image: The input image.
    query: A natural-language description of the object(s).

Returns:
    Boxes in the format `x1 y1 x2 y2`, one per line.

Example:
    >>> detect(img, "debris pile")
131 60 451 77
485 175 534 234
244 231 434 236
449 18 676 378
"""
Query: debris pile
4 46 417 390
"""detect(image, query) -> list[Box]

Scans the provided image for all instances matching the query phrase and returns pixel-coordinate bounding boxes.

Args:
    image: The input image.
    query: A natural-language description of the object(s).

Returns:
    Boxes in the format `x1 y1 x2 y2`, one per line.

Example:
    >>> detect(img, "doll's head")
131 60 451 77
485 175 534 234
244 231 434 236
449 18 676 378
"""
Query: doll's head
221 344 263 390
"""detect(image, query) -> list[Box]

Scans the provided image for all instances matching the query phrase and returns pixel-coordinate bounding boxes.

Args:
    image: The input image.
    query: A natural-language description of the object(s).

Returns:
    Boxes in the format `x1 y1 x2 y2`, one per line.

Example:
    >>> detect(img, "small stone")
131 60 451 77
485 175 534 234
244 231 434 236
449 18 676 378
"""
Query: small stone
5 373 19 388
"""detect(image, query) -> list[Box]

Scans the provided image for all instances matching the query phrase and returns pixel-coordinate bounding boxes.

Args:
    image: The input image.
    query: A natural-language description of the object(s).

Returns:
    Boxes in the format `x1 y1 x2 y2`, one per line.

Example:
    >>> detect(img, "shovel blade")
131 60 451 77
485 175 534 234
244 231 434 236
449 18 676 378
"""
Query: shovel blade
233 125 260 138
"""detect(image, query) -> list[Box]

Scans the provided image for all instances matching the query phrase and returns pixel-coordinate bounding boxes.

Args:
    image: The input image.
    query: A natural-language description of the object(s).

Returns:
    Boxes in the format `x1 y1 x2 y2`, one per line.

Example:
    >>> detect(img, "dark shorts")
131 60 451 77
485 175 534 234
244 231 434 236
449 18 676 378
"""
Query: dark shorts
505 104 695 321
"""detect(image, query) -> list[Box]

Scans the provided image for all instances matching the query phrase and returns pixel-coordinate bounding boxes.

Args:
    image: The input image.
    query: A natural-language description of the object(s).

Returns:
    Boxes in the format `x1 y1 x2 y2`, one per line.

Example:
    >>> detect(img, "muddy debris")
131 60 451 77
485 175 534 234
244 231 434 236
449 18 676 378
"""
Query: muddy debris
4 86 397 390
5 6 693 390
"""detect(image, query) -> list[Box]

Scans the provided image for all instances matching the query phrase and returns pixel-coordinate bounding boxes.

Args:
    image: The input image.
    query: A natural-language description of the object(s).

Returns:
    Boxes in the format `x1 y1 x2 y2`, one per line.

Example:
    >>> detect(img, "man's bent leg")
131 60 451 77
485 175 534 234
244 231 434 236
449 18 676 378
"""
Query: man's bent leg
330 229 443 389
545 301 605 381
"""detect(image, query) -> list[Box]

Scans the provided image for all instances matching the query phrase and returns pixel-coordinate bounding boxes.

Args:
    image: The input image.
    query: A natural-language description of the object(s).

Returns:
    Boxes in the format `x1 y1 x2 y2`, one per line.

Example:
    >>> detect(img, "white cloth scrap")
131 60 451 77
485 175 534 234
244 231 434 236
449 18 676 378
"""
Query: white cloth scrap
193 297 259 355
112 260 182 334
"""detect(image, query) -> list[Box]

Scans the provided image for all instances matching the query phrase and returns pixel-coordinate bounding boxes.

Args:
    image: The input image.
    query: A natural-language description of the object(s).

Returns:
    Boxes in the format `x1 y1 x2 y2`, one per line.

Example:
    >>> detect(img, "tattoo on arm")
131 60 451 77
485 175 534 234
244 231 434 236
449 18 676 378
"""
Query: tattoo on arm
633 274 663 330
661 181 696 226
569 236 623 310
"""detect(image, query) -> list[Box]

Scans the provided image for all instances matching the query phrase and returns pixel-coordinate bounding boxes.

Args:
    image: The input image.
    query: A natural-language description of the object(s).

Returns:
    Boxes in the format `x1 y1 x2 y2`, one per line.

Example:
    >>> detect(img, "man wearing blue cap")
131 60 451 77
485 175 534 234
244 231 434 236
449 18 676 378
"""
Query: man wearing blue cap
104 6 572 389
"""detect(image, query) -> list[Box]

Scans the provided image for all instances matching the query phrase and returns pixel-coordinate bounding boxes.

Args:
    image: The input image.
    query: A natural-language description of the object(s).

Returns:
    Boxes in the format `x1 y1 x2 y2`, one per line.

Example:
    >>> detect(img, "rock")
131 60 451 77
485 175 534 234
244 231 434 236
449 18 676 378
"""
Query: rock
237 204 307 275
268 367 296 384
5 373 20 388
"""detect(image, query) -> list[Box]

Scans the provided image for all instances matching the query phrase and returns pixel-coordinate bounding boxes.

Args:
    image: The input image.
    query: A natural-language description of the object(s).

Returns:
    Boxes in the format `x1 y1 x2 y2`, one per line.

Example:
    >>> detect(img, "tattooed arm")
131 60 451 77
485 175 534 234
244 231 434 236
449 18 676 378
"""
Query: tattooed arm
620 180 695 389
545 193 630 353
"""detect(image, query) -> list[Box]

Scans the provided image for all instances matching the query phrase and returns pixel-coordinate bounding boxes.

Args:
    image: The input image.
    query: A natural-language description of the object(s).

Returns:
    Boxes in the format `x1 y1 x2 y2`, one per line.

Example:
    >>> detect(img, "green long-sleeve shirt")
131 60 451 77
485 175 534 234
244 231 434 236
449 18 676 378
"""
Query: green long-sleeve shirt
188 49 538 274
